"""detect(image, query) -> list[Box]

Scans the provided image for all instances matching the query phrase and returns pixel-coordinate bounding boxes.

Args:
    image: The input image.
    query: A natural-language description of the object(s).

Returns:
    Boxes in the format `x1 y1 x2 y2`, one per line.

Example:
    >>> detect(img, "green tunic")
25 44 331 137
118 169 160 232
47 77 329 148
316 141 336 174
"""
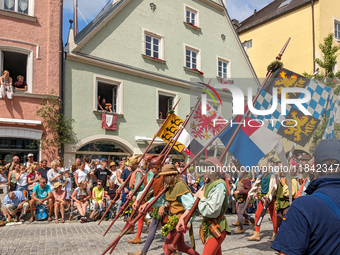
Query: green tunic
201 179 231 241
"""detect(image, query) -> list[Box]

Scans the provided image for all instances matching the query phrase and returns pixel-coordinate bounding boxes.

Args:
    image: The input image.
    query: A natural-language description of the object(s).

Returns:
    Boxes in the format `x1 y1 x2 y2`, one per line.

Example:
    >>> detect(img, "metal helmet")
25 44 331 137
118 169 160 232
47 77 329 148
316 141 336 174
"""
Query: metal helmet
149 156 163 169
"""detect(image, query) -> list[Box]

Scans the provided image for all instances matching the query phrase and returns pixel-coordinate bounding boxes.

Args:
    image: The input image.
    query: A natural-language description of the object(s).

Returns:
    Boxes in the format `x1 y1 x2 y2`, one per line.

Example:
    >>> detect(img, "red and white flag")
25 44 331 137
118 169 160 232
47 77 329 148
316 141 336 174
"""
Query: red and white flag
102 113 117 130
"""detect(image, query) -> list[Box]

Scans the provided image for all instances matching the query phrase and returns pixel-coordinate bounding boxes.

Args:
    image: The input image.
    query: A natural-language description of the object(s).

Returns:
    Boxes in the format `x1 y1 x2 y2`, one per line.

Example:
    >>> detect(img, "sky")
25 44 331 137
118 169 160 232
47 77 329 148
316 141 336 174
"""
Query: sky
62 0 273 43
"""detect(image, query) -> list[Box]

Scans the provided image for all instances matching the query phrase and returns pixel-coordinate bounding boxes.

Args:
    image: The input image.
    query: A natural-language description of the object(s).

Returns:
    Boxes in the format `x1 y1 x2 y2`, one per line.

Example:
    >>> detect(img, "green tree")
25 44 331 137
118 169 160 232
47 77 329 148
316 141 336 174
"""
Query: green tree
36 92 77 150
303 34 340 146
314 33 340 78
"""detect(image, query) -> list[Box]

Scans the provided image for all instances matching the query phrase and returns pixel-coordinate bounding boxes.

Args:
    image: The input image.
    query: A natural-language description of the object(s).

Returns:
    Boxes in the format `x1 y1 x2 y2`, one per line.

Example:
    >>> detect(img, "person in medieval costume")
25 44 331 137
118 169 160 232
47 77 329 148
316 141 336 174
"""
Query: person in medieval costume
124 155 144 235
233 171 255 234
127 156 167 255
126 154 157 245
159 164 199 255
177 158 230 255
276 171 298 231
247 168 277 242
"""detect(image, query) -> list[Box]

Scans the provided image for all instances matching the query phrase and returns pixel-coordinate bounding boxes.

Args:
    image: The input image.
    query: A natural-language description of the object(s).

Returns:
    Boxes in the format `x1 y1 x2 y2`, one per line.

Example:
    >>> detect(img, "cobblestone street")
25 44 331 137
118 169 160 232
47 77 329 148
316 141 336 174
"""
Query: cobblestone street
0 214 276 255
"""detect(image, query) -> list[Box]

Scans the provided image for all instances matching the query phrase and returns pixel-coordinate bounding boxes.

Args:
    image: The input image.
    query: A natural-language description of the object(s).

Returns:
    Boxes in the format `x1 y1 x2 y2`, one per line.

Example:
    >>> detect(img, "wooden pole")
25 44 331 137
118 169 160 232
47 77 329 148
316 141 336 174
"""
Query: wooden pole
218 38 291 161
167 38 292 252
98 98 181 225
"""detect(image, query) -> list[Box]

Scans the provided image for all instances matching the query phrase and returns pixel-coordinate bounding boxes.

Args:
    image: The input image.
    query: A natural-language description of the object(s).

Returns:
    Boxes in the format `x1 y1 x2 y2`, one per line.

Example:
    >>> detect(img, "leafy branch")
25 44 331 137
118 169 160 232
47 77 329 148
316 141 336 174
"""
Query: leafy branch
35 91 77 150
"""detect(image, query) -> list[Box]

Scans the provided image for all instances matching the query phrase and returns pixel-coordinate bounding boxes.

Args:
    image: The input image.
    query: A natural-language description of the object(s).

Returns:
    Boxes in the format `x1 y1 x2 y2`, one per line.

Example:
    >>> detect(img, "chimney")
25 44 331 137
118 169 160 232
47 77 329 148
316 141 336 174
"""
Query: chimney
231 19 239 29
254 9 257 15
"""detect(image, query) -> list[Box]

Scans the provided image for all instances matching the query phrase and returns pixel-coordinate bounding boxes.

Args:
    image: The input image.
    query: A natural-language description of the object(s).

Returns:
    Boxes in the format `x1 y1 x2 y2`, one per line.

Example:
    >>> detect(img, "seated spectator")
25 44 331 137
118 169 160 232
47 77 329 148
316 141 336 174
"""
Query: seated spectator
53 182 66 223
28 164 41 196
105 103 113 112
105 179 122 218
100 97 107 111
29 178 53 222
71 180 91 222
92 180 105 212
0 70 13 99
15 164 29 192
47 160 62 192
97 95 105 111
0 166 8 184
4 191 29 222
13 75 27 91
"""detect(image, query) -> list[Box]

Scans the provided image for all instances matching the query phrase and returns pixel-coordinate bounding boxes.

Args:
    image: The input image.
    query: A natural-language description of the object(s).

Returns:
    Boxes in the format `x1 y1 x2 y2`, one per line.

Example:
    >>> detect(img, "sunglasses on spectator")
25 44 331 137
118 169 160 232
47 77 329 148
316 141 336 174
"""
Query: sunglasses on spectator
97 183 102 185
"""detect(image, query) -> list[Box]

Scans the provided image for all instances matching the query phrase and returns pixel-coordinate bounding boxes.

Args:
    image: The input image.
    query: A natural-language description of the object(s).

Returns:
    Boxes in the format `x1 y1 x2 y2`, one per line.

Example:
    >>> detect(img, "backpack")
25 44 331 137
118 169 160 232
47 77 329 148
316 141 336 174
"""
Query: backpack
35 205 48 221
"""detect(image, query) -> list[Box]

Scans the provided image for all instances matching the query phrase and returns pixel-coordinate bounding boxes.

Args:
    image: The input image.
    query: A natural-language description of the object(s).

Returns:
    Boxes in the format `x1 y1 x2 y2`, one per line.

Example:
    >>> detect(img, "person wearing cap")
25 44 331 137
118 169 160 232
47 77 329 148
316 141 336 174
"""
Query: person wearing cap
24 153 34 169
91 160 112 188
53 182 66 223
180 159 185 167
122 157 127 165
158 164 199 255
4 191 30 222
164 155 172 165
177 158 230 255
271 138 340 254
247 161 277 242
128 155 166 255
189 178 200 194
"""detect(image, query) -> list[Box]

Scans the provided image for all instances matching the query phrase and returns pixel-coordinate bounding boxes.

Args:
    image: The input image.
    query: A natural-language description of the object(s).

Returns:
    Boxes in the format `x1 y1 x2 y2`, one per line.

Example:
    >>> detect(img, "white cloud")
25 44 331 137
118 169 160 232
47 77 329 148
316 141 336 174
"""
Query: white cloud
225 0 273 22
64 0 109 22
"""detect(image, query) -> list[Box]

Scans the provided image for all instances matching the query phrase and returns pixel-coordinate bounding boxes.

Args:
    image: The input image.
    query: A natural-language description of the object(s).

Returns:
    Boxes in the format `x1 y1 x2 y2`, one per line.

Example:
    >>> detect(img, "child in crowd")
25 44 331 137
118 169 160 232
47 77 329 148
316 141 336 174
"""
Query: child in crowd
27 164 40 196
61 169 72 212
53 182 66 223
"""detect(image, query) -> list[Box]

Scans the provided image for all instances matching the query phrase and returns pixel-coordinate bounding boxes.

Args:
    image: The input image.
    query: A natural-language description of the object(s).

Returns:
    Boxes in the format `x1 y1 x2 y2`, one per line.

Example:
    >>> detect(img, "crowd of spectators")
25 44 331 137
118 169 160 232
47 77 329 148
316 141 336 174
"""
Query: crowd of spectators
0 155 124 224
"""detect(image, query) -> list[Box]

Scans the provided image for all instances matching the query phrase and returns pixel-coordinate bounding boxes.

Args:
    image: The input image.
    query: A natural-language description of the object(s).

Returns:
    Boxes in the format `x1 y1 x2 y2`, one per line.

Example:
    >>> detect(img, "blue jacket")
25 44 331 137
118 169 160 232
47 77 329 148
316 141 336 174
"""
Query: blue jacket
271 175 340 255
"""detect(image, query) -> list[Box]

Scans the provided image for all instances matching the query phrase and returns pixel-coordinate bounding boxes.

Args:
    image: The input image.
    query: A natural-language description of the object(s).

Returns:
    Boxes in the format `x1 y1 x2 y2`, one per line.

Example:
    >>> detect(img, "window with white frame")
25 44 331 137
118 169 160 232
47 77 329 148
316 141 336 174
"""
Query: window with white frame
158 92 174 120
143 30 164 60
0 49 32 92
0 0 34 16
186 48 198 69
218 58 229 78
335 20 340 40
185 6 198 26
97 81 119 113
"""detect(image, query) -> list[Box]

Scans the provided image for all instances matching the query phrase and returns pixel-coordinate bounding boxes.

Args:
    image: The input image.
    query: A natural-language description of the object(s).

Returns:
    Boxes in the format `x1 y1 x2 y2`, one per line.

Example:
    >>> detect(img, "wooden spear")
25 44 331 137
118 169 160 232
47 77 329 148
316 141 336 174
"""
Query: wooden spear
98 98 181 225
166 38 292 254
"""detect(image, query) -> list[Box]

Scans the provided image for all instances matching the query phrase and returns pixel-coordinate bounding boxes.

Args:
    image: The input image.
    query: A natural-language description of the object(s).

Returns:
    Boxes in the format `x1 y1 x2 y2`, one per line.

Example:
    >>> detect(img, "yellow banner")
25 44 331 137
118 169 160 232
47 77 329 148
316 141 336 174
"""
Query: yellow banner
158 114 185 152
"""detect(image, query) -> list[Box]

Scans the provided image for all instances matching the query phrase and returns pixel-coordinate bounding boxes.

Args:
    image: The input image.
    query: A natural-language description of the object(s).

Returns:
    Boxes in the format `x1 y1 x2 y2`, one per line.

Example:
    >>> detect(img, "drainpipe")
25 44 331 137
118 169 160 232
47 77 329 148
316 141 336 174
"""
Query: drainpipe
59 0 64 158
311 0 315 73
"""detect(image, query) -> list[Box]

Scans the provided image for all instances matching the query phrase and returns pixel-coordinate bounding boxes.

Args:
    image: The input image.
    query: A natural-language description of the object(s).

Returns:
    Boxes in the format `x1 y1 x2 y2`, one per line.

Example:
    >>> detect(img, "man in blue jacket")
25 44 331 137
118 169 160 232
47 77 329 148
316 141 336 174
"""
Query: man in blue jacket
271 138 340 255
